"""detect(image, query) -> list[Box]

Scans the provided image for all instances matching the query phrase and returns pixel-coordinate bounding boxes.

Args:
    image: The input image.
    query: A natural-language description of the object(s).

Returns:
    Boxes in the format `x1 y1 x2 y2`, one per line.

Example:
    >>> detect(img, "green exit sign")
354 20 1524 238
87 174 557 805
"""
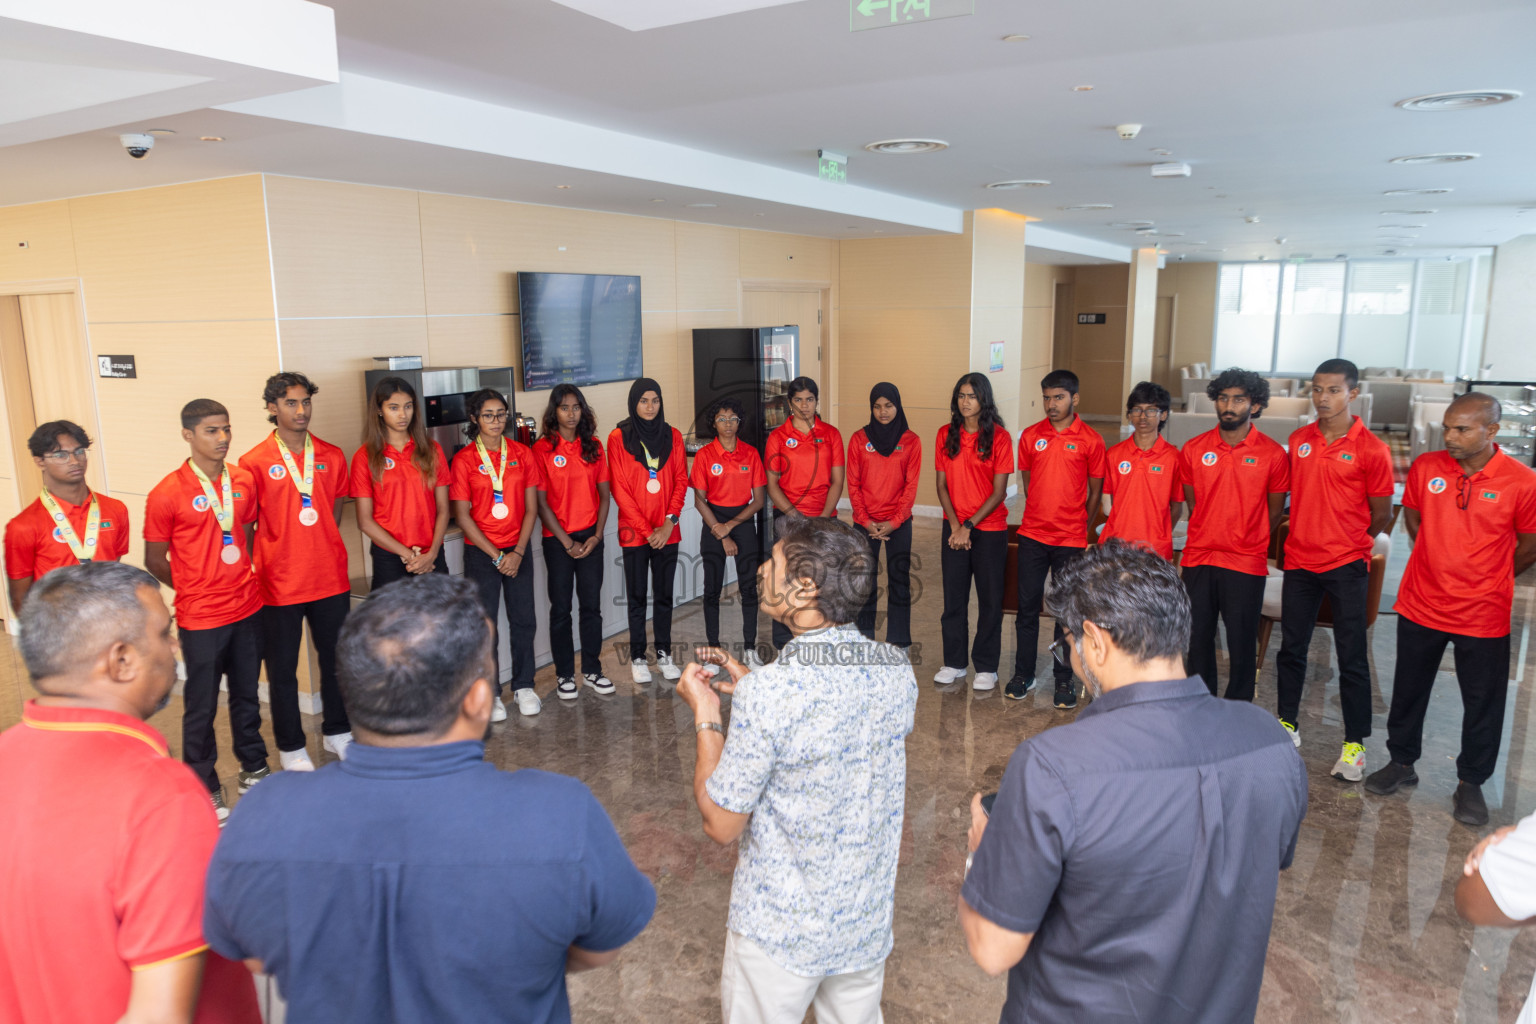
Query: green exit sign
851 0 974 32
818 150 848 184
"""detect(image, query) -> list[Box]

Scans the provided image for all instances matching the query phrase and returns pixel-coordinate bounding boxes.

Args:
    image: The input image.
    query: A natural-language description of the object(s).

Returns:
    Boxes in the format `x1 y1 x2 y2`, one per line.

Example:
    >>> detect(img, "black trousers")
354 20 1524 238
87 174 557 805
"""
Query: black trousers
857 519 913 648
622 542 679 661
700 503 761 650
1184 563 1267 701
1386 614 1511 786
180 611 267 794
1013 535 1086 685
261 591 351 753
1276 561 1372 742
543 525 605 678
938 522 1008 673
463 545 537 693
369 544 448 591
769 510 794 650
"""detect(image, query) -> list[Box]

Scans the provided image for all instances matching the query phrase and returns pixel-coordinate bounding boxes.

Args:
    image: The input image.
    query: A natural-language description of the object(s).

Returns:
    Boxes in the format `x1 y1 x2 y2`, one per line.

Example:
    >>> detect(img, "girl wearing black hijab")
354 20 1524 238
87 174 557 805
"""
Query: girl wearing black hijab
605 377 687 684
846 383 922 647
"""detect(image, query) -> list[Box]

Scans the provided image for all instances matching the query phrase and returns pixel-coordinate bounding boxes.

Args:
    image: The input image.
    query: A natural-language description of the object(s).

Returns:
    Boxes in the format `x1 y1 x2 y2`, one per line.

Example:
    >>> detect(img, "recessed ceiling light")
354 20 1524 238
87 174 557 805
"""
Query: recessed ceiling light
1383 188 1452 196
1072 85 1094 92
847 225 861 229
1002 33 1030 42
1381 209 1437 215
1109 221 1154 228
1289 252 1314 260
1214 194 1229 199
199 136 225 142
650 198 666 203
1161 231 1186 237
145 128 177 136
986 179 1050 189
864 138 948 154
555 184 572 189
753 212 766 217
1151 148 1173 156
1389 153 1479 164
1396 90 1521 111
1134 228 1158 235
686 202 717 208
1200 248 1227 253
1059 204 1114 210
1379 223 1427 229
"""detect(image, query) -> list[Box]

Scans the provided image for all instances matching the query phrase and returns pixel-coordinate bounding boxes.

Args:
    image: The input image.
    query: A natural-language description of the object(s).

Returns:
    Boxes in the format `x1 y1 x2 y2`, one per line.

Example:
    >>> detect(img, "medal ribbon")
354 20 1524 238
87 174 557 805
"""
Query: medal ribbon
188 460 235 550
475 436 507 505
39 489 100 562
640 442 659 485
275 431 315 512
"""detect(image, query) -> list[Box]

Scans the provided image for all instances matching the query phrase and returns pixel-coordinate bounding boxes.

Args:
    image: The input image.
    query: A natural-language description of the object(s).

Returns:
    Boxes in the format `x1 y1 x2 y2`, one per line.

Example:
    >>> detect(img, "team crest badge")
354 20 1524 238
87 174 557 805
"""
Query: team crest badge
478 464 490 475
1427 476 1447 495
711 463 723 476
51 527 66 544
865 442 875 453
384 457 396 470
553 455 568 468
1034 439 1049 452
192 495 210 512
1202 452 1218 467
786 438 799 448
268 464 287 479
1297 443 1312 458
1117 461 1132 475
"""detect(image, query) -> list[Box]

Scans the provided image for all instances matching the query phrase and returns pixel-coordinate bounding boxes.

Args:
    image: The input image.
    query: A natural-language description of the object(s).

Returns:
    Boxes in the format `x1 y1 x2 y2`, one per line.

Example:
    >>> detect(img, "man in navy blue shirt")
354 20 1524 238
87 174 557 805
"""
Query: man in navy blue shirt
959 540 1307 1024
204 574 655 1023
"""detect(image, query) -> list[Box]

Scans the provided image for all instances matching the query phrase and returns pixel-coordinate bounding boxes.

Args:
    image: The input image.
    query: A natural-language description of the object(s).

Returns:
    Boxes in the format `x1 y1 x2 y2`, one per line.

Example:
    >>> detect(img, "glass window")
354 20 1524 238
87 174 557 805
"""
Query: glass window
1214 263 1279 371
1275 262 1344 374
1341 261 1413 370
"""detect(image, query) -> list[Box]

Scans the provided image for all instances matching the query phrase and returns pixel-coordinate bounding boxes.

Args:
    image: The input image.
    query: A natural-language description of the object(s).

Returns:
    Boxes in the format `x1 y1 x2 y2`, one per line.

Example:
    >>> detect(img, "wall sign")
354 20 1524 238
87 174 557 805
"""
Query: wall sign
98 355 136 378
989 341 1004 373
851 0 973 32
1077 313 1107 325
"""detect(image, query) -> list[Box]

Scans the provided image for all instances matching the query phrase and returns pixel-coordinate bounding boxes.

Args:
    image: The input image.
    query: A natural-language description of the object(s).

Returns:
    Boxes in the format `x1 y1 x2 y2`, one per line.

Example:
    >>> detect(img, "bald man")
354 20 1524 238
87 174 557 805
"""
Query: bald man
1366 394 1536 826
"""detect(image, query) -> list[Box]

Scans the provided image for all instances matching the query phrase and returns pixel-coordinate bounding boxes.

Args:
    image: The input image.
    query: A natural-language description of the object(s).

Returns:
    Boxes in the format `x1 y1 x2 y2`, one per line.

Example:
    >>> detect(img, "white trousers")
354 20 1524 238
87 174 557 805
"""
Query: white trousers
720 931 887 1024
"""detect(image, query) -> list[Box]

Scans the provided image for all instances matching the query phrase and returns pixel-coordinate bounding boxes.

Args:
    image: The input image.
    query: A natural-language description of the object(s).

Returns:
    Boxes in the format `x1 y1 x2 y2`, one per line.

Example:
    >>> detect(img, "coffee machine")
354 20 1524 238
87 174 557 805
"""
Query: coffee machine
364 363 519 462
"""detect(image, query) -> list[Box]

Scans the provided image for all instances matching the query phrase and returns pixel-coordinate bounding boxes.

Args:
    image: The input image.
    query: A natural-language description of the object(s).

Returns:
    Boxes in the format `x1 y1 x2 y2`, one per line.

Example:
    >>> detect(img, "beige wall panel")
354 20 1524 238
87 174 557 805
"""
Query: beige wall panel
1024 262 1070 310
277 316 430 458
740 231 837 285
18 292 104 492
1075 361 1125 417
972 211 1027 308
839 234 970 310
1020 364 1052 425
1021 307 1054 369
425 314 520 373
676 223 741 312
265 177 426 320
0 201 78 281
970 305 1024 405
1158 262 1218 369
836 402 946 511
1073 264 1129 308
69 176 272 324
1072 318 1125 362
838 308 969 416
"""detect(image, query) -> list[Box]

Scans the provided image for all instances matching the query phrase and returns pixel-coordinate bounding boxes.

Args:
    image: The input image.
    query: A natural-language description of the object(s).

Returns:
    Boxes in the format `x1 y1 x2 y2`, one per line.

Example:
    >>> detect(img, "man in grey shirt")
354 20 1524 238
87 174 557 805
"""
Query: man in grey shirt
678 516 918 1024
960 540 1308 1023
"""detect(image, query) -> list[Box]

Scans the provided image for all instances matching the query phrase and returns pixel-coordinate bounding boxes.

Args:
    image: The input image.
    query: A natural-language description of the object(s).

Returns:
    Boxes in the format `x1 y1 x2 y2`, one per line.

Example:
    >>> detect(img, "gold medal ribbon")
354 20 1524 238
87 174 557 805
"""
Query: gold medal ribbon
38 489 100 562
188 460 235 536
274 431 314 503
474 436 507 499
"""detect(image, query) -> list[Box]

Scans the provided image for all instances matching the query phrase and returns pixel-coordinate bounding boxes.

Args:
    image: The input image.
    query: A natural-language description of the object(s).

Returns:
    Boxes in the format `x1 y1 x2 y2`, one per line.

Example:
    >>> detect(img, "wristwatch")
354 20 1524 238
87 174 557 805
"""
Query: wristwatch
961 518 975 530
665 513 680 525
696 721 724 736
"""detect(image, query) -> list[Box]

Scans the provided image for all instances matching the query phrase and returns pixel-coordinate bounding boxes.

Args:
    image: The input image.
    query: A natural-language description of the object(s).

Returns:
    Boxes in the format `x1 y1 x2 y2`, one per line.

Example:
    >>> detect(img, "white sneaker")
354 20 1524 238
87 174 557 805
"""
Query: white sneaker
491 695 508 722
515 689 542 716
322 732 352 761
933 666 966 685
211 790 230 824
1280 719 1300 749
744 650 765 670
631 659 653 684
279 747 316 772
584 672 615 695
972 672 998 691
657 652 682 680
557 676 579 701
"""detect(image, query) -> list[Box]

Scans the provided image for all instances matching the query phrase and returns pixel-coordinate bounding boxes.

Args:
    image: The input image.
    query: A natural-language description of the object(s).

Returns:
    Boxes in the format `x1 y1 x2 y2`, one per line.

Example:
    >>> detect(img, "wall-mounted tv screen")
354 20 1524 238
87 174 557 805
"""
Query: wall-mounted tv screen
518 272 643 390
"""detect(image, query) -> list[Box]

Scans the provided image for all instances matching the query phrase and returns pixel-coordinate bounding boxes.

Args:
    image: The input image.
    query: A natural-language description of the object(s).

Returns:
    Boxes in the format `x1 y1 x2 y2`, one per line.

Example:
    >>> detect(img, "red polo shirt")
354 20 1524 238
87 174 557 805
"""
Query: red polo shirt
1395 447 1536 638
689 438 767 508
605 428 687 547
533 435 610 537
935 424 1014 531
846 429 921 527
348 441 449 552
765 418 845 516
1179 425 1290 576
0 702 260 1024
1101 435 1184 560
1284 417 1395 574
239 432 351 606
4 489 131 580
144 462 263 630
450 439 542 550
1017 416 1108 548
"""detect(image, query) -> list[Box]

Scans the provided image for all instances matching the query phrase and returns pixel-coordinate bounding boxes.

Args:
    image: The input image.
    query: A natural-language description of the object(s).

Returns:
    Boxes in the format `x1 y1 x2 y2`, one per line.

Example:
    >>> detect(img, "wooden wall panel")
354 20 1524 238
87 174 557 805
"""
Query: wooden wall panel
839 234 970 310
277 316 430 458
740 230 837 285
1158 262 1218 369
838 308 970 411
69 176 273 323
18 293 104 493
676 223 741 312
0 201 78 282
425 315 520 376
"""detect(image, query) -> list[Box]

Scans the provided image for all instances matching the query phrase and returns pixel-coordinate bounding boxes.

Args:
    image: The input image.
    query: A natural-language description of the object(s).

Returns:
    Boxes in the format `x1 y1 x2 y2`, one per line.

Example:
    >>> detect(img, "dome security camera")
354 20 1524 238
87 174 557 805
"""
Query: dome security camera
120 133 154 159
1115 124 1143 140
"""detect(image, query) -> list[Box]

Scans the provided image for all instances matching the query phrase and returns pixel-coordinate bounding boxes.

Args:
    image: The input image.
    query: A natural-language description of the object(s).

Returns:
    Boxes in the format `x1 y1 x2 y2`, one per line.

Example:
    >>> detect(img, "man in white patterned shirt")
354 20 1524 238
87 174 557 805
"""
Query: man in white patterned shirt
679 516 918 1024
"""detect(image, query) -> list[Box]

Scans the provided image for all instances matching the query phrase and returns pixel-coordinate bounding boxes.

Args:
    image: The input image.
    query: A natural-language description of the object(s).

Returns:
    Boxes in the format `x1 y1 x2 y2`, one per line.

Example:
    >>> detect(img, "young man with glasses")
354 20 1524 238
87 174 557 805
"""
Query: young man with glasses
5 420 130 612
1366 393 1536 826
1099 382 1184 560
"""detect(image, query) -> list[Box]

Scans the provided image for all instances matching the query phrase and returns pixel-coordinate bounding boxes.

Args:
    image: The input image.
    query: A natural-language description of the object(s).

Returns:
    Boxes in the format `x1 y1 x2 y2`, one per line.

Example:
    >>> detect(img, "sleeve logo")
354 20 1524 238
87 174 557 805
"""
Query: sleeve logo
1427 476 1447 495
1117 460 1132 475
268 464 287 479
1202 452 1218 467
1297 443 1312 458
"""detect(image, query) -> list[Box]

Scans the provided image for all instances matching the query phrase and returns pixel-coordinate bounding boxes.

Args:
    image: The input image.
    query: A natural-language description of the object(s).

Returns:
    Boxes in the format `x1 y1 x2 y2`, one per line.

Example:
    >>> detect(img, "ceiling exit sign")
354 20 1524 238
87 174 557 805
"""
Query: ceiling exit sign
1078 313 1108 325
818 149 848 184
850 0 973 32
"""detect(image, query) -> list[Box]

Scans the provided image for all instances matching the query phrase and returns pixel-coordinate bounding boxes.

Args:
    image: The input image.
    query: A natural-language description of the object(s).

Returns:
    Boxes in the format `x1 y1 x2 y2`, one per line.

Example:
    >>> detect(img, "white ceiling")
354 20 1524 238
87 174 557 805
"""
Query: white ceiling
3 0 1535 261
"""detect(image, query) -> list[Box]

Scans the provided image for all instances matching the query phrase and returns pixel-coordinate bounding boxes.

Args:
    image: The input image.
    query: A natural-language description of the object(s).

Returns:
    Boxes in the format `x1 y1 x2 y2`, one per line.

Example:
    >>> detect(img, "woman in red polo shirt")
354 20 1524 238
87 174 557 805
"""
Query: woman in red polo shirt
451 388 543 722
534 383 614 701
764 375 844 649
606 378 687 684
350 376 449 591
847 382 921 648
690 396 767 667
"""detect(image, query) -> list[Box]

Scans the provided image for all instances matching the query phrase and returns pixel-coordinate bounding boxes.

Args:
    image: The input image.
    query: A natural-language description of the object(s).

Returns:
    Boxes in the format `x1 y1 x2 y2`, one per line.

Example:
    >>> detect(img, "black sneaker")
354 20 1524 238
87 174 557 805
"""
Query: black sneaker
1004 676 1034 701
237 765 271 794
1363 761 1419 796
1453 782 1489 826
1053 682 1078 709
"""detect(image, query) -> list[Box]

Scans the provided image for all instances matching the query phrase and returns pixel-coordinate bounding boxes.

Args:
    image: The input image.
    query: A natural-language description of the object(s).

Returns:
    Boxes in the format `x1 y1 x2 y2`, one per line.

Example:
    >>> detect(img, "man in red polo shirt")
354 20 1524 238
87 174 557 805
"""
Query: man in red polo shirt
145 399 269 822
1100 382 1185 560
0 561 259 1024
1179 368 1289 703
241 372 353 773
1010 370 1106 708
1366 393 1536 826
1277 359 1394 783
5 419 131 612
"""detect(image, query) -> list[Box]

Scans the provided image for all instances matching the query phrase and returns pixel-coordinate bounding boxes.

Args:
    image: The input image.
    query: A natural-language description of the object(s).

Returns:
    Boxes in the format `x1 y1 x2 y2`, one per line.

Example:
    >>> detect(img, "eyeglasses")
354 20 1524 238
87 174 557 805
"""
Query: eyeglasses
1456 474 1471 511
42 447 90 463
479 412 509 422
715 416 741 425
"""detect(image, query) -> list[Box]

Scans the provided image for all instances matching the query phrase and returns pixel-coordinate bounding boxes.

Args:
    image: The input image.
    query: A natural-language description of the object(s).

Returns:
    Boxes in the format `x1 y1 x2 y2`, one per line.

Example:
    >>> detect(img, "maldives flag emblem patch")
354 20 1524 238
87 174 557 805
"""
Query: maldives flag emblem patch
1150 465 1165 474
1340 452 1354 463
1066 443 1078 451
1243 456 1257 466
1480 489 1501 503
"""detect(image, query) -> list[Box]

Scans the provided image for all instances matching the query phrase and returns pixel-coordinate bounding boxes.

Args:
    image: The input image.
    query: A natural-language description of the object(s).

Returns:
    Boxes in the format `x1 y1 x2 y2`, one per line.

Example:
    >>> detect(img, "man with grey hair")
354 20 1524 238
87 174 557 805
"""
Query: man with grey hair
960 539 1307 1024
0 561 259 1024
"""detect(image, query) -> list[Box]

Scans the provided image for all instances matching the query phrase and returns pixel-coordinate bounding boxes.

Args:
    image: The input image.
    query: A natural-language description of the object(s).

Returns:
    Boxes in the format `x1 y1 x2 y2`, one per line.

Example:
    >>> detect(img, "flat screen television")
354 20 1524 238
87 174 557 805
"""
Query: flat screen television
517 272 643 390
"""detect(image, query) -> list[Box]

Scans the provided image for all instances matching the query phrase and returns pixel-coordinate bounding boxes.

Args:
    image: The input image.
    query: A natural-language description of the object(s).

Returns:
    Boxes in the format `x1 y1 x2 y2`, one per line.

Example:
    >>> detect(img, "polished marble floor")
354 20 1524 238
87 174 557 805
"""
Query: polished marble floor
4 513 1535 1023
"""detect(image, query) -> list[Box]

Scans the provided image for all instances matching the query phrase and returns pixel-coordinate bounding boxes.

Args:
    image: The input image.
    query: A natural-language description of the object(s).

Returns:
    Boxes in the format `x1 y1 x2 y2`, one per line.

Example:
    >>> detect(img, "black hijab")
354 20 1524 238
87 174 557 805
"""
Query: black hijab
864 382 908 458
618 377 673 469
